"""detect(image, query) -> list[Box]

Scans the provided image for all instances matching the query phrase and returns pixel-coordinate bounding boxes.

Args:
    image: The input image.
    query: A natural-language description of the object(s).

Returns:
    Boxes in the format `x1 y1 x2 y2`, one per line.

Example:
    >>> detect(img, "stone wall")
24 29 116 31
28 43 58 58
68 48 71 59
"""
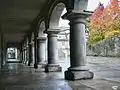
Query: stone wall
86 35 120 57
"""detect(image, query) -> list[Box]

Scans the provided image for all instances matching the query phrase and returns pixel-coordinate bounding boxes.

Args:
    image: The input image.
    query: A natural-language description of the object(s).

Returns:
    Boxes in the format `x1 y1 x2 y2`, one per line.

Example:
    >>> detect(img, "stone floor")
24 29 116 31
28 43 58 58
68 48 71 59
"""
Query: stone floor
0 56 120 90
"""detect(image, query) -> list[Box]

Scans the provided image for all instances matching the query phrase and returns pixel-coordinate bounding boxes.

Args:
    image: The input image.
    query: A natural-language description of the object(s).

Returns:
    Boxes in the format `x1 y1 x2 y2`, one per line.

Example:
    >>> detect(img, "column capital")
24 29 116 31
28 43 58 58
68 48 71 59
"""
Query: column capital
23 47 27 50
29 42 34 45
62 10 92 25
44 29 61 37
37 36 46 40
37 37 46 43
29 42 33 45
22 48 24 51
28 43 32 45
44 28 61 34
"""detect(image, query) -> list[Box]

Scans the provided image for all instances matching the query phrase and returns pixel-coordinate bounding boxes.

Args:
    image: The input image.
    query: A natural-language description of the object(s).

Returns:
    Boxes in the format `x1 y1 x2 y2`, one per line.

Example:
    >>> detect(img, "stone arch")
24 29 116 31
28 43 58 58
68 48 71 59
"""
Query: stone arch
38 21 47 37
49 2 66 29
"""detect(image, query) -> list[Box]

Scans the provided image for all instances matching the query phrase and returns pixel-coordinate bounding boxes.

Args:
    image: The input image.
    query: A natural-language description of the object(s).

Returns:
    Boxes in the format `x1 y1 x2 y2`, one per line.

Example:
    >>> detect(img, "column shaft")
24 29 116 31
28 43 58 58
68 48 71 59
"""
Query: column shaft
23 49 26 63
70 20 86 69
28 44 32 66
37 37 46 66
32 43 35 65
34 37 38 69
22 50 24 62
45 30 61 72
48 34 58 64
62 11 94 80
24 49 27 64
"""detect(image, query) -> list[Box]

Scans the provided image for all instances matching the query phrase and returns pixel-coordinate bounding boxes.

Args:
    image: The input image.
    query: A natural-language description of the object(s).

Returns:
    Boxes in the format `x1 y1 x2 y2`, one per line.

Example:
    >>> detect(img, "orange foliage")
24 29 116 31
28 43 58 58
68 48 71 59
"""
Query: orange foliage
110 0 119 13
102 0 119 24
90 3 104 30
88 0 120 44
90 0 119 30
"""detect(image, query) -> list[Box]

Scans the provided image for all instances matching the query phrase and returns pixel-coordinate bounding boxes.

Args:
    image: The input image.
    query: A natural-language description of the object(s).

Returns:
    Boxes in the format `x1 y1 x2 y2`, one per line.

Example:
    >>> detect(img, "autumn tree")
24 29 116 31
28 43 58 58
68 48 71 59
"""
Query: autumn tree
89 2 104 30
103 0 119 38
88 2 105 44
88 0 120 44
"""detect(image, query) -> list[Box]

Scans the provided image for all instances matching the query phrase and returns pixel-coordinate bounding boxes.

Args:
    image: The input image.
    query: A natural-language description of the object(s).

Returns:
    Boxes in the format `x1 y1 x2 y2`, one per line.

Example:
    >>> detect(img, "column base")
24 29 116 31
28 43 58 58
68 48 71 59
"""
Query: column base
23 60 26 63
65 69 94 80
28 63 31 66
38 62 46 68
28 60 32 66
45 64 62 72
34 64 38 69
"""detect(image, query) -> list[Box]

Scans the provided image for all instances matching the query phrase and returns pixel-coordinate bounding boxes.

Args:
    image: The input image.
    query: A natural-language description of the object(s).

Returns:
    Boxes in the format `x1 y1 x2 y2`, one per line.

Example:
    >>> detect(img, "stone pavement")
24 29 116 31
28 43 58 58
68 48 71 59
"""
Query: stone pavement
0 56 120 90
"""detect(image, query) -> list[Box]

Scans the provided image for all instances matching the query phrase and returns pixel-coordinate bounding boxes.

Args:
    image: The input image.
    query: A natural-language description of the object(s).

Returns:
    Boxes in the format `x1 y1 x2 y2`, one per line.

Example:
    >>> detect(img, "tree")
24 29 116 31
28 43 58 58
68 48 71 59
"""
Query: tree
89 2 104 30
88 0 120 44
88 2 105 44
103 0 119 38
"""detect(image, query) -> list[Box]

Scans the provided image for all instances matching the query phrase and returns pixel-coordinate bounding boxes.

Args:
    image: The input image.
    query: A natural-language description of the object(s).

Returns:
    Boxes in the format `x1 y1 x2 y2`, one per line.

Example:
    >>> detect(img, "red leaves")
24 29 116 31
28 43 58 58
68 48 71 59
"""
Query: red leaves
88 0 120 44
90 3 104 30
110 0 119 13
90 0 119 31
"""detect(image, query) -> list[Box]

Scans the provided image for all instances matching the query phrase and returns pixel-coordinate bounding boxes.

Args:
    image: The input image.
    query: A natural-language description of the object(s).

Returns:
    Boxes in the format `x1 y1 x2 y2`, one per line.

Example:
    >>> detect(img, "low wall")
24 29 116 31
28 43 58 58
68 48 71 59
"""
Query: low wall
86 35 120 57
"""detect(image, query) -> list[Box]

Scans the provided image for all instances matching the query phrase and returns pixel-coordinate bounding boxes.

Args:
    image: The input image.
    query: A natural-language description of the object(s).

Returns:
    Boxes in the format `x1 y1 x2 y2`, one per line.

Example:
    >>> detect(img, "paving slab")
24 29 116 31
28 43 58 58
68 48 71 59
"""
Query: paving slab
1 56 120 90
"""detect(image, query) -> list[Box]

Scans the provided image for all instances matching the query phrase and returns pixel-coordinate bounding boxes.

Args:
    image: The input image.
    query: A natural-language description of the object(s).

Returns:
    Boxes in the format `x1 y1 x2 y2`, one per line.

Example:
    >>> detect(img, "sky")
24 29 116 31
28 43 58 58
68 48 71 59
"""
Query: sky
87 0 110 11
59 0 110 27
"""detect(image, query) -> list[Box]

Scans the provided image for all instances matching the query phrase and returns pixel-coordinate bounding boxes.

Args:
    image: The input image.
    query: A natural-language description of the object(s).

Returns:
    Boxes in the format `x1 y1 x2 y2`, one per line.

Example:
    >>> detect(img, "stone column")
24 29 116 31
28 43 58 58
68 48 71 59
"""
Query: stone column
45 30 61 72
24 48 27 64
23 49 26 63
25 47 28 64
31 42 35 66
37 37 46 67
34 36 38 69
21 50 23 62
62 11 94 80
21 49 24 62
20 50 23 62
27 46 29 64
28 43 32 66
25 47 27 64
22 49 24 63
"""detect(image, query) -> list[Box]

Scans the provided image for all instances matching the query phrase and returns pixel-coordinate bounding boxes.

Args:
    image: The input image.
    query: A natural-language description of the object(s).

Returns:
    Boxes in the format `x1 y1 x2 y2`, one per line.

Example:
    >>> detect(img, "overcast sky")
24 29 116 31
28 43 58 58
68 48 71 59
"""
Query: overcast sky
59 0 110 27
87 0 110 11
